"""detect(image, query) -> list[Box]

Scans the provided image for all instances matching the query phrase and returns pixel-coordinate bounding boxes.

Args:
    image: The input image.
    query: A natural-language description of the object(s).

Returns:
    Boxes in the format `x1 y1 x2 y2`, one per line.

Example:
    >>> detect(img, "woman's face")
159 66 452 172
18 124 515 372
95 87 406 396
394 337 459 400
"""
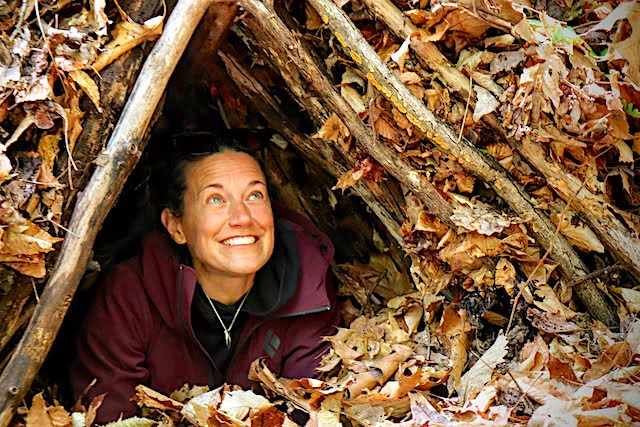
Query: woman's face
162 151 275 282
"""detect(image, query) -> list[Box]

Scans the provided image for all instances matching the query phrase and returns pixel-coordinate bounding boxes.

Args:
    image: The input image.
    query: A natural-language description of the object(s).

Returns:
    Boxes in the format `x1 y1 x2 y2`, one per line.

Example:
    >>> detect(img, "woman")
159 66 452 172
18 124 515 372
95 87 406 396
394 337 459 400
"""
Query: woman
71 135 339 423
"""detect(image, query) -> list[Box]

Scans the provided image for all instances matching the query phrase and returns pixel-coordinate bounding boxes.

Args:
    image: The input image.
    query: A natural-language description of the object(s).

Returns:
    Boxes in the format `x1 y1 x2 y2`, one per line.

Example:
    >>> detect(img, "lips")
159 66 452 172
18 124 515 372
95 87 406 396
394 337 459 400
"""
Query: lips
221 236 257 246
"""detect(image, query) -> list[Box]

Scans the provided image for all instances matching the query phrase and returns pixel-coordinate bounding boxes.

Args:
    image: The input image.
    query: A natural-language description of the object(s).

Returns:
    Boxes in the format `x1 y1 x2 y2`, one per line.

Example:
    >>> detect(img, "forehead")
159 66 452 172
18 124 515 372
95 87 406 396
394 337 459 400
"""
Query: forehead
184 151 266 188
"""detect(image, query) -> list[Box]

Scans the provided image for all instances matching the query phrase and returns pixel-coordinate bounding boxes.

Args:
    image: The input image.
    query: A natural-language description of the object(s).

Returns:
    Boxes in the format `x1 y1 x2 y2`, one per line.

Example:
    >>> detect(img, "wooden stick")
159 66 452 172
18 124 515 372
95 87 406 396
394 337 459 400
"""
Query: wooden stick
362 0 640 281
304 0 617 327
0 1 213 424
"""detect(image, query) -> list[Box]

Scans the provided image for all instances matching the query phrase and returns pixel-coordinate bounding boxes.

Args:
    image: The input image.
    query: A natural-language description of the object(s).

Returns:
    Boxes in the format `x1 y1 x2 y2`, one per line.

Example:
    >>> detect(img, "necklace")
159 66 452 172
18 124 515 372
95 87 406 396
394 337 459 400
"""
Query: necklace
205 291 250 348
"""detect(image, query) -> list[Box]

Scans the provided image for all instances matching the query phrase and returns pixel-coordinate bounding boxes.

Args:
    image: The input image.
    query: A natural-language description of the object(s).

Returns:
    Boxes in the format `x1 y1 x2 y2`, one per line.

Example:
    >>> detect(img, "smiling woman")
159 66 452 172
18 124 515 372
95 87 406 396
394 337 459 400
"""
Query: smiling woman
70 134 339 424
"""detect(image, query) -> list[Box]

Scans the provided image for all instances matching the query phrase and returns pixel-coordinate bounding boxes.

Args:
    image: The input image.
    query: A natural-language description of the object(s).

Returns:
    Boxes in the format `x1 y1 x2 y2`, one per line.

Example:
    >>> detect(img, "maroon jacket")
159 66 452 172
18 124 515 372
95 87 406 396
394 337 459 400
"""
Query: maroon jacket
71 211 338 423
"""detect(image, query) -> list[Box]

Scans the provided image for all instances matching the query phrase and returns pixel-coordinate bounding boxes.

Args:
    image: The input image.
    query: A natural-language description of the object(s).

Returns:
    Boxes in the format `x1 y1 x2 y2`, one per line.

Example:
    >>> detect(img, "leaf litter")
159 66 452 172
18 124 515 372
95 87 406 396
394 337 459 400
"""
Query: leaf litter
10 0 640 426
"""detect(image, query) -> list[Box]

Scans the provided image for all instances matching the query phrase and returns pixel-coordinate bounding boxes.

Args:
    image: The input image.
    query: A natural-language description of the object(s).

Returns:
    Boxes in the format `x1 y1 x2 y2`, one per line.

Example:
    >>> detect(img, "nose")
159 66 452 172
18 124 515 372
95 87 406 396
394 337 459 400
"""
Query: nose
228 200 252 227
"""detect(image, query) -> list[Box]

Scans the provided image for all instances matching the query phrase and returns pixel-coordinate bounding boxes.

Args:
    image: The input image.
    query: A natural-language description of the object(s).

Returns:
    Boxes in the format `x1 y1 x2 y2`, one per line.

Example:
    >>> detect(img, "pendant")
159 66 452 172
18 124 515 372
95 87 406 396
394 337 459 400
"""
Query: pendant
224 329 231 348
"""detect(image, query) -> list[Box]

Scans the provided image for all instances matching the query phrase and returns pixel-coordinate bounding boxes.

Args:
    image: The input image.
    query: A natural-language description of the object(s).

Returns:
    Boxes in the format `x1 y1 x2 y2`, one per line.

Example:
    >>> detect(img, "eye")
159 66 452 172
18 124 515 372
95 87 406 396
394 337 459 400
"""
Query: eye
248 191 264 201
207 195 224 204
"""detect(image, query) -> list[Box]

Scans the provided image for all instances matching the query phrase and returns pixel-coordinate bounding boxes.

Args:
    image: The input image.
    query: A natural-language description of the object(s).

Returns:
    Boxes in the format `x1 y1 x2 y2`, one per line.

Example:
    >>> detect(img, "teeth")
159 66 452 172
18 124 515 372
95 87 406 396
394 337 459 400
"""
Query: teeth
222 236 256 246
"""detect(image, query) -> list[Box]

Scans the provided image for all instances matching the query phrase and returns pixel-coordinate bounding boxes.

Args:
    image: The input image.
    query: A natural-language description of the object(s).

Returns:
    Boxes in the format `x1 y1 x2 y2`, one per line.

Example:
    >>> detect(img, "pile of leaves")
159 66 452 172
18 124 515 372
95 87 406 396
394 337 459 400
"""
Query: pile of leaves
0 0 162 280
7 0 640 425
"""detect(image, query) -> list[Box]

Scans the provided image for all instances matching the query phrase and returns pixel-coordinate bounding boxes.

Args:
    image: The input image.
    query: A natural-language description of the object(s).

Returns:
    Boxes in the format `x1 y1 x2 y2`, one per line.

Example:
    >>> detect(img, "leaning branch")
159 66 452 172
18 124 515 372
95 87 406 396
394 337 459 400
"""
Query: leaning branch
305 0 616 326
0 1 213 424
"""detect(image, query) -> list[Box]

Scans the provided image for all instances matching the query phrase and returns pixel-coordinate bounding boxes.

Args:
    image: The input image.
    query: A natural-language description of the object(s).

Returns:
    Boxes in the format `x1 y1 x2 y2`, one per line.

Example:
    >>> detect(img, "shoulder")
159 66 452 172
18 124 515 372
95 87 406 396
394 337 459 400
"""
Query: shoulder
274 207 335 315
275 204 334 266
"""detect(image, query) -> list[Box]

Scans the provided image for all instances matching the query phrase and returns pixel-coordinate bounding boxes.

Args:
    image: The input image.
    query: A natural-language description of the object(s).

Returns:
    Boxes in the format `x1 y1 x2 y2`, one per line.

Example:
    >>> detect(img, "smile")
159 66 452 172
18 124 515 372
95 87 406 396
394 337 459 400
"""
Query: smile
221 236 257 246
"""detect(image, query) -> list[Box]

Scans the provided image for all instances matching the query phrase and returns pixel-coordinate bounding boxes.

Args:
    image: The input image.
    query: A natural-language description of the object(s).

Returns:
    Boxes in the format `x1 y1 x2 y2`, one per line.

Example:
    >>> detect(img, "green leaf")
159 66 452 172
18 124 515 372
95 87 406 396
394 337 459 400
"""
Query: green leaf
622 98 640 118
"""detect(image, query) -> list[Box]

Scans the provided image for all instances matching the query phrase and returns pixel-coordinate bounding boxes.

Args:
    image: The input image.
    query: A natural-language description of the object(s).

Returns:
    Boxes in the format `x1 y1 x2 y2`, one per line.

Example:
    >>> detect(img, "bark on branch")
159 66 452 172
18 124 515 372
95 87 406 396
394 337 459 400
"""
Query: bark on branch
0 1 213 424
362 0 640 281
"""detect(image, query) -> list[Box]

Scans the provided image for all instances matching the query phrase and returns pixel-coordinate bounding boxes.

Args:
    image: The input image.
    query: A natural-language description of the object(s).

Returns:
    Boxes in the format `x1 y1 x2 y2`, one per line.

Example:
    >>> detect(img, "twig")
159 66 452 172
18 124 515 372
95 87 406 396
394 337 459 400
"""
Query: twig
567 263 623 288
9 0 32 41
457 75 473 144
358 269 388 316
509 372 543 417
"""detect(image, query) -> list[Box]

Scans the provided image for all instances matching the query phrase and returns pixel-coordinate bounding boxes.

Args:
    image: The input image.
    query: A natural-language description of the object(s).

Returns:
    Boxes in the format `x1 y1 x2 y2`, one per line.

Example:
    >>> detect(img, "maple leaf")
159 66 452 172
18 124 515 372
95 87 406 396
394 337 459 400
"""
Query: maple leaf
90 8 164 72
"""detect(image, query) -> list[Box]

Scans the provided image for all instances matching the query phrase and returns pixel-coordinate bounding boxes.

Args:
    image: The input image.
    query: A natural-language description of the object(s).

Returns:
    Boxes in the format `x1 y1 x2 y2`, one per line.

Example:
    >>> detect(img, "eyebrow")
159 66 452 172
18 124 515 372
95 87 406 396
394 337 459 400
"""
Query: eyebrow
200 180 267 192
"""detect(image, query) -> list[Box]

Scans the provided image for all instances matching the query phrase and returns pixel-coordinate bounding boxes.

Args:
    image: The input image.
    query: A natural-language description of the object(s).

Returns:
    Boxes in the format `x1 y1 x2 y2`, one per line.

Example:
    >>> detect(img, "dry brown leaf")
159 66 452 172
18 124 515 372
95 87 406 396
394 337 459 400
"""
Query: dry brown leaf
527 307 579 334
348 344 413 397
340 85 366 115
495 258 516 296
332 158 382 193
0 153 12 182
438 233 502 272
313 113 351 147
450 202 524 235
547 355 578 382
305 1 324 30
69 70 102 112
25 393 54 427
340 253 413 301
472 84 499 122
583 341 633 383
549 214 604 253
614 287 640 313
374 115 402 142
439 306 470 392
85 393 105 427
457 334 508 402
519 334 550 372
534 284 576 319
134 385 184 411
410 392 452 426
91 13 163 72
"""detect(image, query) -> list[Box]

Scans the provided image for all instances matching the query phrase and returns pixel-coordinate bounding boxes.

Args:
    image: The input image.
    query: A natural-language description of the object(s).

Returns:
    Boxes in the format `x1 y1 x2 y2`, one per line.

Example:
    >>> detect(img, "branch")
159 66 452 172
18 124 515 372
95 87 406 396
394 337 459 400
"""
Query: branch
0 1 213 424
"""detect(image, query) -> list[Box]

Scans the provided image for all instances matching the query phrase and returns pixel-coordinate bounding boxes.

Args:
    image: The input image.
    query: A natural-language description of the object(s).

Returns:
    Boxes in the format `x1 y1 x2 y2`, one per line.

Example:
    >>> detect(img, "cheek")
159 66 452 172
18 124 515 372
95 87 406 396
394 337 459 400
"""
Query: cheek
256 209 275 232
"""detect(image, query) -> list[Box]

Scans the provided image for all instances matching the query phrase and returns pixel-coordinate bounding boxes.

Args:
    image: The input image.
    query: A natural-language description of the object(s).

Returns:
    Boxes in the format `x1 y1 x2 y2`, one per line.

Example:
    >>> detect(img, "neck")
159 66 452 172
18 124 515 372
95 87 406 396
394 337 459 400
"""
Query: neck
197 271 255 305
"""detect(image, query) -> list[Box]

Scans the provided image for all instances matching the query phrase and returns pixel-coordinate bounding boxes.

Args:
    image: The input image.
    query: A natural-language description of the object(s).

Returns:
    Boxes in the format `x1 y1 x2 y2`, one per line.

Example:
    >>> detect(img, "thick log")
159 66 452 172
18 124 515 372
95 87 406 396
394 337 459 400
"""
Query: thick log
0 1 213 424
363 0 640 281
304 0 617 326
